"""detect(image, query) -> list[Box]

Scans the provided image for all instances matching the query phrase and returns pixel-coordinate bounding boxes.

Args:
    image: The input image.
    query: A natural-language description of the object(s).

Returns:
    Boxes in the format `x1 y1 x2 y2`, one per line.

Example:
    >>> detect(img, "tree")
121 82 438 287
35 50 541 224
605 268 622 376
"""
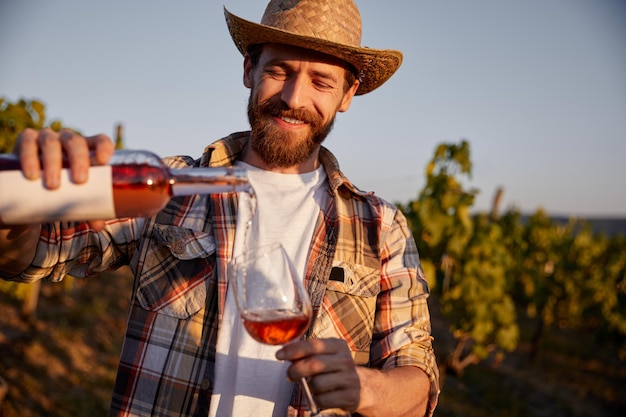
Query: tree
400 140 477 291
0 97 64 153
443 213 518 375
401 140 518 376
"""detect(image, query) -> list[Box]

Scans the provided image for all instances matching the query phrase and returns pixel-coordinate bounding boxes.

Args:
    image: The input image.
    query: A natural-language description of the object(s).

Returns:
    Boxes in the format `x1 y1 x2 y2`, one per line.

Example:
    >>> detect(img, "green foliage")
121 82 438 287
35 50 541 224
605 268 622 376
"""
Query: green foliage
114 123 125 150
444 214 519 358
401 140 518 374
504 209 562 318
0 97 65 153
596 235 626 336
0 280 35 301
401 139 626 375
402 140 477 268
498 208 626 360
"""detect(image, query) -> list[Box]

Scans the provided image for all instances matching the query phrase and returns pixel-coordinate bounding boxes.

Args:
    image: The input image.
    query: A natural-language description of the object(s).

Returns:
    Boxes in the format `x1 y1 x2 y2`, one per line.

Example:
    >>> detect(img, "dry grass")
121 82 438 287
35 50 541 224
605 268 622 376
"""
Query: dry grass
0 268 132 417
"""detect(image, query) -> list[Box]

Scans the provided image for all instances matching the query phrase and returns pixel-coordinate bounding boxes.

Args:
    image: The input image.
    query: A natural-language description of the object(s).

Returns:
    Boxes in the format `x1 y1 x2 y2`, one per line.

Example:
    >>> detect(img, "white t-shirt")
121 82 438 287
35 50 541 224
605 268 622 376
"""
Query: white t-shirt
208 162 328 417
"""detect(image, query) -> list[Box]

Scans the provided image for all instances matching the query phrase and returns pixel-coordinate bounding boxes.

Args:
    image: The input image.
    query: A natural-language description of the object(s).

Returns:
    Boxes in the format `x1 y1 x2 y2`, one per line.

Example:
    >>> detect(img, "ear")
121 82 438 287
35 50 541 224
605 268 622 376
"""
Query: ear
243 54 254 89
337 80 360 113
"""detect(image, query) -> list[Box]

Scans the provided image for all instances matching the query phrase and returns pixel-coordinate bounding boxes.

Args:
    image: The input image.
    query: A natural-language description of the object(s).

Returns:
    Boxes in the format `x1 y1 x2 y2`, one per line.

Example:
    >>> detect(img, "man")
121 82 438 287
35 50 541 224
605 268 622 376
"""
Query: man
0 0 439 415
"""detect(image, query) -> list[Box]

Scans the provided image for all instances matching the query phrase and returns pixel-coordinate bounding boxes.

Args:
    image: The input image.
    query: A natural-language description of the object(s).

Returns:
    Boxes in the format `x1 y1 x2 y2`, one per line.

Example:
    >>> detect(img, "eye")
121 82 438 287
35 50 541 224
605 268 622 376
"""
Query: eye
310 71 339 91
313 80 333 90
265 67 287 80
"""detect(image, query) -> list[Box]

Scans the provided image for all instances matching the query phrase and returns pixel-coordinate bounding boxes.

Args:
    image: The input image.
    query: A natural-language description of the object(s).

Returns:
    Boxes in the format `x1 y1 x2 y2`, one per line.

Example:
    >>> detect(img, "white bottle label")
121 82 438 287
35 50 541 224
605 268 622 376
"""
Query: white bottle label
0 166 115 224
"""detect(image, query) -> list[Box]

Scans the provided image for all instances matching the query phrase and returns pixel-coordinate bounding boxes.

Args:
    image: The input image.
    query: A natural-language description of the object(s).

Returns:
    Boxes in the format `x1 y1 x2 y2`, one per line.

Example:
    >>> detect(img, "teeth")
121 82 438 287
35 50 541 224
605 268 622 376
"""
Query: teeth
280 116 305 125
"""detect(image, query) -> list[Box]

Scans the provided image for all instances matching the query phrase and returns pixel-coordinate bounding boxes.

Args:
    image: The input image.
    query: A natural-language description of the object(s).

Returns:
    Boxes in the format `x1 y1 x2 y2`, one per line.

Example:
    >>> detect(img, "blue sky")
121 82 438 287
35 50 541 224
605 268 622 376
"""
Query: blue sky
1 1 625 217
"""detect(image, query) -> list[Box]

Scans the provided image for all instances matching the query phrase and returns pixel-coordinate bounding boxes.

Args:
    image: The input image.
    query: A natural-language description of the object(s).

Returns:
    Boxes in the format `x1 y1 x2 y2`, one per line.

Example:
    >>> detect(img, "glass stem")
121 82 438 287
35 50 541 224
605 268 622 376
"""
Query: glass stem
300 377 320 416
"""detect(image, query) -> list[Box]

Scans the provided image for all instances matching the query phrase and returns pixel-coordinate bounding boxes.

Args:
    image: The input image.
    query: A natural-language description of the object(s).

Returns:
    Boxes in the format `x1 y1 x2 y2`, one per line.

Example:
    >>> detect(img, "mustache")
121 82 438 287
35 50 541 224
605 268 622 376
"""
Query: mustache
258 97 321 126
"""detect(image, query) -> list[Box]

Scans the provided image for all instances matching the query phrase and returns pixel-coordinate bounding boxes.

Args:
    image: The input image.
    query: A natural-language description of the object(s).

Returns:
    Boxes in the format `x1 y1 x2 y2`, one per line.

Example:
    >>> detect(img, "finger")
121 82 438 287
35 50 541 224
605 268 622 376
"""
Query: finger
283 340 354 384
14 128 42 180
87 220 106 232
312 386 360 413
59 129 90 183
277 338 346 361
37 128 64 189
286 349 355 381
85 133 115 165
308 368 360 395
302 362 360 412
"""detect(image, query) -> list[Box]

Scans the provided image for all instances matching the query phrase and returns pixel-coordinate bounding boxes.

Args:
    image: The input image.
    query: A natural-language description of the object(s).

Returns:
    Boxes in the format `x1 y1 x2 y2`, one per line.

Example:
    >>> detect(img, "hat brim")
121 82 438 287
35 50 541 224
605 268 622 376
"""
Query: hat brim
224 7 403 95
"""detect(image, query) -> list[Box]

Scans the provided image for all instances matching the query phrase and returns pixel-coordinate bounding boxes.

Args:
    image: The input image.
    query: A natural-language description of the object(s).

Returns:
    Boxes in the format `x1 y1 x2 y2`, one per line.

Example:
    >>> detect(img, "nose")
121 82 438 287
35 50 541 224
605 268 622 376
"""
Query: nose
280 74 307 109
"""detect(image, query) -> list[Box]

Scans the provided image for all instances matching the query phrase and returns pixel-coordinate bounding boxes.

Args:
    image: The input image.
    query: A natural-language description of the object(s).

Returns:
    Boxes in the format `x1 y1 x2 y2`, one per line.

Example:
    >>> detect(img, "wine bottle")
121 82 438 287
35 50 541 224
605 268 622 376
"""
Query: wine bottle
0 150 250 225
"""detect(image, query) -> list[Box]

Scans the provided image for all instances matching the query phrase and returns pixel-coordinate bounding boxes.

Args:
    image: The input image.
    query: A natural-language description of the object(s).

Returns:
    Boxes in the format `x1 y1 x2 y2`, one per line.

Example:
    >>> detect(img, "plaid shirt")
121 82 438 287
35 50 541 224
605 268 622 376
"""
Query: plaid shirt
18 132 439 417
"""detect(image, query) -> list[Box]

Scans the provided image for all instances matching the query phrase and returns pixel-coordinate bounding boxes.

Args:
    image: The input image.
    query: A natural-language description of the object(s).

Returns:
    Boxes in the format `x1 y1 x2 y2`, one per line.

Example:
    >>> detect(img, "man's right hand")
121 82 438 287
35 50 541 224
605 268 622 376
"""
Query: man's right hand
15 127 115 190
0 128 114 278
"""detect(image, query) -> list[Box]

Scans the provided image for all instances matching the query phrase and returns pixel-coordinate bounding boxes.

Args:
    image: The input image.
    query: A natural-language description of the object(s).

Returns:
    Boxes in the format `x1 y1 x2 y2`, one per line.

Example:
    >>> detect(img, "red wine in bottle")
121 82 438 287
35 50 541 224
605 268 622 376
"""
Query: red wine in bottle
0 150 250 225
241 309 311 345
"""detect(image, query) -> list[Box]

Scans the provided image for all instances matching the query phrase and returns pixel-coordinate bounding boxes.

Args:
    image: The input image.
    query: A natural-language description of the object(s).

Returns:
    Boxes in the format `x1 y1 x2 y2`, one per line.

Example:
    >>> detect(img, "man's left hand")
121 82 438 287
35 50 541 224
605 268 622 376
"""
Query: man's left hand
276 338 360 412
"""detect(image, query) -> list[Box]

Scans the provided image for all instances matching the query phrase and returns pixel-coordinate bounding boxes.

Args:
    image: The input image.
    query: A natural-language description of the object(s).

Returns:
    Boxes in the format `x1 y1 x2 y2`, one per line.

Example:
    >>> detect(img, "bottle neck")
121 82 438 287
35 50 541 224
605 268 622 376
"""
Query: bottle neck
169 166 250 196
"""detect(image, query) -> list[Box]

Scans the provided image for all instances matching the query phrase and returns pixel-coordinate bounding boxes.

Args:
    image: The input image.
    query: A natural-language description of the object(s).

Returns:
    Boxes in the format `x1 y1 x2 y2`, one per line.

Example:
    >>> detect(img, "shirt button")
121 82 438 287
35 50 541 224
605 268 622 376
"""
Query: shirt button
174 242 185 254
200 378 211 391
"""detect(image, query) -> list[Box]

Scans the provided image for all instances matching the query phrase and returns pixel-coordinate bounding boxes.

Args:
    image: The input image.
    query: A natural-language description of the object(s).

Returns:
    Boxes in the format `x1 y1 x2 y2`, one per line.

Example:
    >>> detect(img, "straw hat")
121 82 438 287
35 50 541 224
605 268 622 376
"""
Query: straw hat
224 0 403 95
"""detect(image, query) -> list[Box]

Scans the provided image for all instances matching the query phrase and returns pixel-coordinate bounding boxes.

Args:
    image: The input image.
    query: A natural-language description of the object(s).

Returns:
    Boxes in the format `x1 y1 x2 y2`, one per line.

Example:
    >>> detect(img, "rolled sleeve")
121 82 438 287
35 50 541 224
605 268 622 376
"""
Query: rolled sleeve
18 217 142 283
372 209 440 414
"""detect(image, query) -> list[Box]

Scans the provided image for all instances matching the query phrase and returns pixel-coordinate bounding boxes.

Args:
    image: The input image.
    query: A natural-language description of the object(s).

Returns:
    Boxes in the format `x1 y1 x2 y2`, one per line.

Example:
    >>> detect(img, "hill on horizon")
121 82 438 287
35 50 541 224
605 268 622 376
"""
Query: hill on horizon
547 215 626 237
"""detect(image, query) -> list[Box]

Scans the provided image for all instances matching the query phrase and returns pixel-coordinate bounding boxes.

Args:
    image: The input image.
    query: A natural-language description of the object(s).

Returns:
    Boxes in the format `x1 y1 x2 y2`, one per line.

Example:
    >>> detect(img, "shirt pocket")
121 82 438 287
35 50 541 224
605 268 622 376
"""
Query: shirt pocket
316 261 381 362
135 224 216 319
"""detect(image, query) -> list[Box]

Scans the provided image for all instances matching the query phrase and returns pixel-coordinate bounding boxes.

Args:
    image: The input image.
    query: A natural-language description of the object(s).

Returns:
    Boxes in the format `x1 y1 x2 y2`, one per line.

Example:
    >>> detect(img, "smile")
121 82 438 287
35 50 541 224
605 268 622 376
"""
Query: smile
279 116 305 125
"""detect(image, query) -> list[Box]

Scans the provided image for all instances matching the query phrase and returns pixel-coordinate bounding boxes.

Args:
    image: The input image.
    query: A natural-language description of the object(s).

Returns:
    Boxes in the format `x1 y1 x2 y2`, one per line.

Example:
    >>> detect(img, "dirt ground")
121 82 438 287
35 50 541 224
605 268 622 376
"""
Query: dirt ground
1 267 625 416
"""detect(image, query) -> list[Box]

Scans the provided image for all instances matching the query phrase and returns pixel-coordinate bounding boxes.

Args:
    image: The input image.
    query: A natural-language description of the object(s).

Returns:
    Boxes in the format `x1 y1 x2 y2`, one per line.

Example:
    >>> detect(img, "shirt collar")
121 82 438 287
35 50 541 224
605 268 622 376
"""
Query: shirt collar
201 131 372 199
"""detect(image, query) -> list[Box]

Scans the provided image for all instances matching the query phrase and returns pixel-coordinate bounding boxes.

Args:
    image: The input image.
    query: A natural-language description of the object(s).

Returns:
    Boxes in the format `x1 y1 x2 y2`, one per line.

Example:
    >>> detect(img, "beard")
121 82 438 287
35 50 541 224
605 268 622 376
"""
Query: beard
247 94 336 168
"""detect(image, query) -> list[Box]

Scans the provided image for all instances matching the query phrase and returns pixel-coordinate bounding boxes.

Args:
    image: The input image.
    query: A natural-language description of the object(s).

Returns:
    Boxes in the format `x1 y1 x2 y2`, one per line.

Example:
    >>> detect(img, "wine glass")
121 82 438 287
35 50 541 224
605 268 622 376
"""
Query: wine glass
229 243 350 416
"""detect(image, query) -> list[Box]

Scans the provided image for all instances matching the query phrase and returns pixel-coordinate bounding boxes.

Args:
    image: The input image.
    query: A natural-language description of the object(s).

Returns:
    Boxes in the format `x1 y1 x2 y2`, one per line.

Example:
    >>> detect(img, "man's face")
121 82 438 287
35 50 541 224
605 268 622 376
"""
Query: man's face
244 44 358 169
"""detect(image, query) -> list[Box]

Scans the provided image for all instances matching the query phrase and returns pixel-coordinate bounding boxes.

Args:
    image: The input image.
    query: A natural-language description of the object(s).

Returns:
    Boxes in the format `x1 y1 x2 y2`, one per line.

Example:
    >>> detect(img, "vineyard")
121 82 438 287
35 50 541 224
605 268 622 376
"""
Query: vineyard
399 141 626 378
1 98 625 416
